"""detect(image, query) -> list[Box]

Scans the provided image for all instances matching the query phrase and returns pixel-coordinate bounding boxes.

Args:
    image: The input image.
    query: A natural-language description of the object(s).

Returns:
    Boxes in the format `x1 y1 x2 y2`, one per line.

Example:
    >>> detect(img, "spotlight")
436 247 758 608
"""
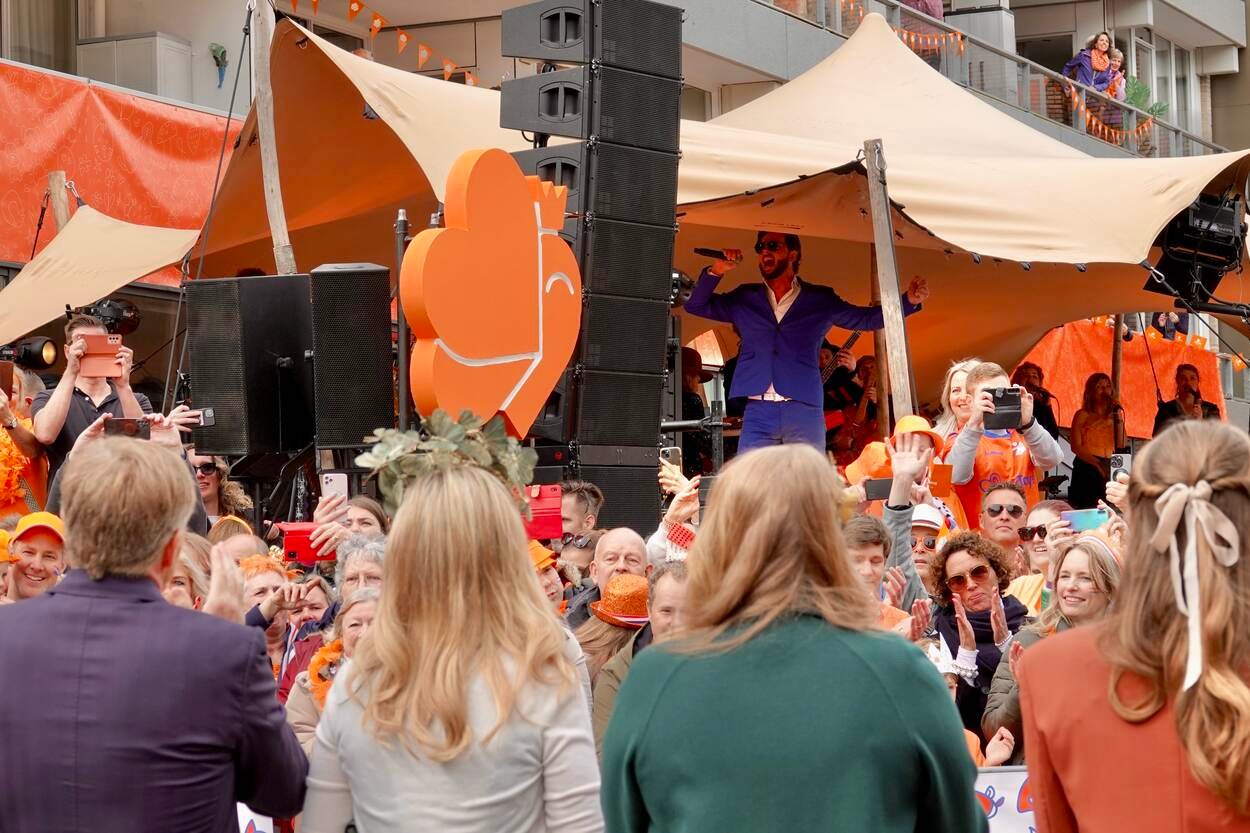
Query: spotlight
76 298 141 335
1021 262 1032 272
0 337 57 370
1076 264 1087 273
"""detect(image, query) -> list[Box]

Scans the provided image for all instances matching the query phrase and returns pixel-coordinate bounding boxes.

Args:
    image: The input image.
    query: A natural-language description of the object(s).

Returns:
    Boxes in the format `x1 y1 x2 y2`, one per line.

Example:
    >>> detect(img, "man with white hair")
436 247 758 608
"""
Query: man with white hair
0 437 307 830
565 527 650 629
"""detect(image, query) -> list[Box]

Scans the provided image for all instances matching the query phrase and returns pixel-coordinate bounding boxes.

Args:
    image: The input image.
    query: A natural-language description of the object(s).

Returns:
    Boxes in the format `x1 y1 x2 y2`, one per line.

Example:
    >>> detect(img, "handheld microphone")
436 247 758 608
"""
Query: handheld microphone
693 247 728 260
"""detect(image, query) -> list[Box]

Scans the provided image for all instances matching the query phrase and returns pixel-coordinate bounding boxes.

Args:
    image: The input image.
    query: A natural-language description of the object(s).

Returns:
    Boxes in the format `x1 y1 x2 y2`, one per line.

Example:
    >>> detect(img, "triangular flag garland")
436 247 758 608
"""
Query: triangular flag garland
292 0 298 12
417 43 432 69
397 30 410 54
1190 335 1208 350
442 58 457 81
347 0 364 22
465 71 479 87
1233 356 1247 372
369 11 387 39
310 0 319 14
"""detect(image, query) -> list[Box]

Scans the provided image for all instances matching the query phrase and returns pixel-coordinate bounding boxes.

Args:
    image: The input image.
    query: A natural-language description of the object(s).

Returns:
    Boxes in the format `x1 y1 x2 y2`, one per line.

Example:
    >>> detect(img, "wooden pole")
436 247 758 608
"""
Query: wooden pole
870 246 890 440
862 138 915 419
1110 313 1124 397
250 1 297 275
47 171 71 230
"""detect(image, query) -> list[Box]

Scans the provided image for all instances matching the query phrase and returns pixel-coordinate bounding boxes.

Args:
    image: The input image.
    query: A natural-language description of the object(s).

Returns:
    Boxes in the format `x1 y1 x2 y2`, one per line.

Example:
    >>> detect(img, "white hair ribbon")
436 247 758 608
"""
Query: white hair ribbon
1148 481 1240 691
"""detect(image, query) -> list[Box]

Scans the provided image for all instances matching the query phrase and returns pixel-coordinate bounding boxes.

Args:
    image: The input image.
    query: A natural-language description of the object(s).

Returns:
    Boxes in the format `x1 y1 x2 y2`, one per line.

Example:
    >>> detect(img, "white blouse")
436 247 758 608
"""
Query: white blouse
301 638 603 833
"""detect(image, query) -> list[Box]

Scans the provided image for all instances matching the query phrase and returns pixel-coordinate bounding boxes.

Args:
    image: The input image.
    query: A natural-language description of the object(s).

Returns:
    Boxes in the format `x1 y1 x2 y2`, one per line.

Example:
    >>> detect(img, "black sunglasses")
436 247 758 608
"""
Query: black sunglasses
911 536 938 550
1018 525 1048 542
946 563 992 592
985 504 1025 520
193 463 217 476
754 240 785 254
560 532 593 549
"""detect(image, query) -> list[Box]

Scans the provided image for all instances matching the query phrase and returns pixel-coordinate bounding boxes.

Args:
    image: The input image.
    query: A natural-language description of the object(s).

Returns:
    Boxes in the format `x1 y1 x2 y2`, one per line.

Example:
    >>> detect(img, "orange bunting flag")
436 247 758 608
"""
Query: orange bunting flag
443 58 457 81
1091 315 1109 326
465 71 479 87
292 0 298 11
347 0 364 22
1234 356 1247 372
417 43 432 69
1146 327 1163 341
370 12 387 38
310 0 319 14
1190 335 1208 350
397 30 410 54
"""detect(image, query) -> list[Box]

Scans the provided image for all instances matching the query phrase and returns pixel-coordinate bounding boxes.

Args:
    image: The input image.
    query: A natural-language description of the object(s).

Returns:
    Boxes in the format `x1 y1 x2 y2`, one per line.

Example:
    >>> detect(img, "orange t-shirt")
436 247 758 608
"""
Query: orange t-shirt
0 418 47 518
953 430 1041 530
877 602 910 631
964 729 985 767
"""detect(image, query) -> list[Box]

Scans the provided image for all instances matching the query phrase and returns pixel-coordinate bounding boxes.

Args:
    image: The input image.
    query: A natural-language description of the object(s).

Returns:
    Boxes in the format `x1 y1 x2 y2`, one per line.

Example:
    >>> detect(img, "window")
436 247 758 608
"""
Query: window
1174 46 1191 131
1154 35 1172 121
1 0 77 73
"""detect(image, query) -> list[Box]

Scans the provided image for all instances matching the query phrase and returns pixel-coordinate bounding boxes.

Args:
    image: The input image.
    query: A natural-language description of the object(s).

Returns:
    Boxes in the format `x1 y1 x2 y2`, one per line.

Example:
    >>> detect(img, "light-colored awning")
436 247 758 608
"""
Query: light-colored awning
0 206 199 346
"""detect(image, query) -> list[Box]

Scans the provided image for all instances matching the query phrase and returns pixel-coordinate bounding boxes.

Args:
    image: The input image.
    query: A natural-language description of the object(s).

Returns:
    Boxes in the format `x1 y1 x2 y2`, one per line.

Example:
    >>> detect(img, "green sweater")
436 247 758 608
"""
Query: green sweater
601 614 987 833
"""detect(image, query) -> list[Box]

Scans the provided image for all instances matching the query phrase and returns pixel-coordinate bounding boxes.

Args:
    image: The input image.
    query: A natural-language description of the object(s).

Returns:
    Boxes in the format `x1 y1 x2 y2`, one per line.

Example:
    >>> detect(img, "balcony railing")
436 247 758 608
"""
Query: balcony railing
760 0 1226 158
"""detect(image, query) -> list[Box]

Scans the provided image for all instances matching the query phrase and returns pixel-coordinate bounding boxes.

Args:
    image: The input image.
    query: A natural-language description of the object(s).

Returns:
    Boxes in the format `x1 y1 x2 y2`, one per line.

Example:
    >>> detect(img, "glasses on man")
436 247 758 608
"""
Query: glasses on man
193 463 217 477
1018 525 1048 542
945 563 992 592
985 504 1025 520
753 240 784 254
910 536 938 550
560 532 593 549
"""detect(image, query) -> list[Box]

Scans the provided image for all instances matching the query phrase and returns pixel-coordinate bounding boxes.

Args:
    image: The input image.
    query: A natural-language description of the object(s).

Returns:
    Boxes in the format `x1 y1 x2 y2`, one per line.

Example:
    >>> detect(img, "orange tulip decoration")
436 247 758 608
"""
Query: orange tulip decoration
399 148 583 438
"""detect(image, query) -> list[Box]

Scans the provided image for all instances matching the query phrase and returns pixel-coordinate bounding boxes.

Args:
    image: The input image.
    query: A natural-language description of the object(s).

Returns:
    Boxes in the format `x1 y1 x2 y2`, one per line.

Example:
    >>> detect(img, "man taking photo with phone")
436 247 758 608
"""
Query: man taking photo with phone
946 361 1062 529
30 314 151 481
685 232 929 452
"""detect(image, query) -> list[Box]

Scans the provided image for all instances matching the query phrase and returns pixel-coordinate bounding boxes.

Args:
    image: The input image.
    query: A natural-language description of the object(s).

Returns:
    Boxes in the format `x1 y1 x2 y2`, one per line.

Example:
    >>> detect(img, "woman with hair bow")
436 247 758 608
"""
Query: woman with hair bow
1018 420 1250 832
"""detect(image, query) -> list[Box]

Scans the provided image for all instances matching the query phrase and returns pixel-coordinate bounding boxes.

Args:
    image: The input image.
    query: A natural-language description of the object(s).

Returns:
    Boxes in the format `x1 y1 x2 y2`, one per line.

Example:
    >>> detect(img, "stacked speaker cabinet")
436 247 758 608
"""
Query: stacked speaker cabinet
502 0 681 533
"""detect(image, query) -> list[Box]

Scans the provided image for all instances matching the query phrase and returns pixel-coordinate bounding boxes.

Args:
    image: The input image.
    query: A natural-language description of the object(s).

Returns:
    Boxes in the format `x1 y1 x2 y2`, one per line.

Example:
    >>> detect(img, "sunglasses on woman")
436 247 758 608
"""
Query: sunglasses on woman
985 504 1025 519
561 532 593 549
1018 525 1048 542
910 536 938 550
754 240 785 254
193 463 217 477
945 563 992 592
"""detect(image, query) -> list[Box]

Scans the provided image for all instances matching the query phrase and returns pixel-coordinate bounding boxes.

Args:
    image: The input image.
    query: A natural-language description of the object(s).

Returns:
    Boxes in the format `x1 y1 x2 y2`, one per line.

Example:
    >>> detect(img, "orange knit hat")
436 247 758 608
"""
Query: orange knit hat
844 441 891 485
528 539 557 573
589 573 649 629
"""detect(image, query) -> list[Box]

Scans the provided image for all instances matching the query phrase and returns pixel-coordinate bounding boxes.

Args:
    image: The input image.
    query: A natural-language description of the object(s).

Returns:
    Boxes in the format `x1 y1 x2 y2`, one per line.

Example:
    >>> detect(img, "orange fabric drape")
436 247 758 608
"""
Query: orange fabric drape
1019 320 1225 439
0 63 239 286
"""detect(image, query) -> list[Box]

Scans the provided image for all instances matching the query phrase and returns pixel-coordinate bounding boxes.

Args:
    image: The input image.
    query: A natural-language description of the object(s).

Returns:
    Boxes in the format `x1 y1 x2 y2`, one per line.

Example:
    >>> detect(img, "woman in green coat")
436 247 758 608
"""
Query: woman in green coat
600 443 986 833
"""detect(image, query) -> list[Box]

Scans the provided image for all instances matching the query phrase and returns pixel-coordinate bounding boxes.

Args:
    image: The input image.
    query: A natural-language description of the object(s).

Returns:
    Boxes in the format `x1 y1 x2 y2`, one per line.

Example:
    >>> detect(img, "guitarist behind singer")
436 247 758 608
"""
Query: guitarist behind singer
685 231 929 452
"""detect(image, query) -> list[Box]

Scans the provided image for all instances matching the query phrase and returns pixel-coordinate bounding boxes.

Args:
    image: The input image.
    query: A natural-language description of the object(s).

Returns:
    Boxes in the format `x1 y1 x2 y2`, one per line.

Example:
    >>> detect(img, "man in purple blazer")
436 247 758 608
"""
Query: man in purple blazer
685 232 929 452
0 436 308 833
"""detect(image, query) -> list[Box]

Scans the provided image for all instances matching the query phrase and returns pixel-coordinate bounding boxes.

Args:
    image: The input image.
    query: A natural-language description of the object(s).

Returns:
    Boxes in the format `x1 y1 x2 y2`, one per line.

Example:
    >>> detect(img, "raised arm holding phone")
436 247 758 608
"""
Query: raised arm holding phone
31 314 151 481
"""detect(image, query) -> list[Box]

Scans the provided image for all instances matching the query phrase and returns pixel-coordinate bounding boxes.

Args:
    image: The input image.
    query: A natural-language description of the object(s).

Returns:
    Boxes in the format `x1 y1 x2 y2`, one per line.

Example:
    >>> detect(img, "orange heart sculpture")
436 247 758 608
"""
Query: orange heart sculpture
400 147 582 438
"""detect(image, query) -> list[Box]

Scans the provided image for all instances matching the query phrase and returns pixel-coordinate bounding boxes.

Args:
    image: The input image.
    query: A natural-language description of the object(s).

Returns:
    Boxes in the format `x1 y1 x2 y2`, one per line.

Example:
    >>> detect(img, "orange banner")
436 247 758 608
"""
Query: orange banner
1019 320 1225 439
0 63 239 287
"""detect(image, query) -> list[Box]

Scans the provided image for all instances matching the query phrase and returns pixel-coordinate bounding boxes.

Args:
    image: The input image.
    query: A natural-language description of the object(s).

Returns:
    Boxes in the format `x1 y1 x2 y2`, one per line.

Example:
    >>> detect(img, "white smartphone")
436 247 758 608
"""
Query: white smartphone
320 472 349 501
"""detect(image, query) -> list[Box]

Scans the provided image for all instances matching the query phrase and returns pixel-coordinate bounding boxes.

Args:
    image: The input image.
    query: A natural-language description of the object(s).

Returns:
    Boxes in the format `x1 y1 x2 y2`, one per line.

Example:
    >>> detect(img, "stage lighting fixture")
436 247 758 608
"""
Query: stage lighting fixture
0 337 57 369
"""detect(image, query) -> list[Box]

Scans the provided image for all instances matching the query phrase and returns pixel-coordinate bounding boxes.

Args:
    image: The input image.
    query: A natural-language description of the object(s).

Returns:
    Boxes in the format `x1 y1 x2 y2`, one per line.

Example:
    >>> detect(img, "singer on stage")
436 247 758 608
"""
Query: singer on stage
685 232 929 452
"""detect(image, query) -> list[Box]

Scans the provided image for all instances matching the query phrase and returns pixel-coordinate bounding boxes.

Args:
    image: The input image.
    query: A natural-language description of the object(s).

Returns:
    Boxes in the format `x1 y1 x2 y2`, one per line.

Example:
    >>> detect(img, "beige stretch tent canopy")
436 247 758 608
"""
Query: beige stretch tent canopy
0 206 200 347
196 16 1250 398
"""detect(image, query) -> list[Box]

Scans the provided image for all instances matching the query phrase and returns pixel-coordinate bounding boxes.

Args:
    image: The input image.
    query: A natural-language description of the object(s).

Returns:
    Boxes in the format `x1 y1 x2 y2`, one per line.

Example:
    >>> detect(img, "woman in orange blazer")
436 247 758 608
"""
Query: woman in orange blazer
1018 420 1250 832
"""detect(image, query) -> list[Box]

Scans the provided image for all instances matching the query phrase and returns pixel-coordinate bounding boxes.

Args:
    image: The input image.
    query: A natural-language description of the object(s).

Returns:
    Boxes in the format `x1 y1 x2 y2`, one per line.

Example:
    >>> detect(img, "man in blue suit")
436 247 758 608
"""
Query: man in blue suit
685 231 929 453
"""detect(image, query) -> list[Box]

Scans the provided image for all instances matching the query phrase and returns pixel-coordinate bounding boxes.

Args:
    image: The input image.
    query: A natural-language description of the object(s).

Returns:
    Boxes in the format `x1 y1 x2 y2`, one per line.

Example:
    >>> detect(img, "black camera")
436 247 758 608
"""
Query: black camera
983 387 1022 430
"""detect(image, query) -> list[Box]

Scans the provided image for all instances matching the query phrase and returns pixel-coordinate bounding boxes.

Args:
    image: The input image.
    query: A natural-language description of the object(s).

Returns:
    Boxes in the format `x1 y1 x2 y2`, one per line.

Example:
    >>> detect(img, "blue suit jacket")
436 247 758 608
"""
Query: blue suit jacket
685 268 921 406
0 571 308 833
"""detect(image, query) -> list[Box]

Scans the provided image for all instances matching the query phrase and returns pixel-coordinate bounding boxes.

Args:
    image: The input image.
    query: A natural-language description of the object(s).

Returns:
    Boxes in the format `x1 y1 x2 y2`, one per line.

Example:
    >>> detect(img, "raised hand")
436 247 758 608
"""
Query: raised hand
664 475 701 527
907 598 933 642
259 581 309 622
1044 517 1075 553
710 248 743 277
310 522 349 558
115 345 135 388
906 277 930 305
163 404 203 434
1008 640 1025 680
951 595 976 651
883 567 906 610
65 336 86 378
313 493 350 526
1017 385 1035 426
202 545 246 623
968 389 994 430
1105 471 1129 512
984 727 1016 766
990 588 1010 645
887 433 934 486
658 458 690 496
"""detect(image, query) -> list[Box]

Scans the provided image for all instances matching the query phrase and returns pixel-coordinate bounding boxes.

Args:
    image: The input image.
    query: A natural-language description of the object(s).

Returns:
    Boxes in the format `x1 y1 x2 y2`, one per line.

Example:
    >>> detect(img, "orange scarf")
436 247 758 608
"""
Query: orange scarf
0 430 29 508
308 638 345 709
1090 50 1109 72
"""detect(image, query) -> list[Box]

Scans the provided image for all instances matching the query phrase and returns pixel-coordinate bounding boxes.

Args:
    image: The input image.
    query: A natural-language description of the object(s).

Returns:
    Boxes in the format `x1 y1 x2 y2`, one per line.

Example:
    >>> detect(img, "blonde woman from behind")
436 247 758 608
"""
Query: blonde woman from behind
301 464 603 833
1019 420 1250 832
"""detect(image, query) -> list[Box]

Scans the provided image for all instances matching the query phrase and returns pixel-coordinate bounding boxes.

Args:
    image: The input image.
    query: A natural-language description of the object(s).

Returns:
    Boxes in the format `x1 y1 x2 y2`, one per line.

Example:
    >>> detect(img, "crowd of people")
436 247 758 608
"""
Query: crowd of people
0 293 1247 832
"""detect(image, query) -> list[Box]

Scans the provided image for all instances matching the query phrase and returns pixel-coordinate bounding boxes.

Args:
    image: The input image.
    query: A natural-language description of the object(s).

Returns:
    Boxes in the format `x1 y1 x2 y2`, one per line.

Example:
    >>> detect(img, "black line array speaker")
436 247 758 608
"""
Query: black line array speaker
308 263 394 448
504 0 681 533
186 275 313 456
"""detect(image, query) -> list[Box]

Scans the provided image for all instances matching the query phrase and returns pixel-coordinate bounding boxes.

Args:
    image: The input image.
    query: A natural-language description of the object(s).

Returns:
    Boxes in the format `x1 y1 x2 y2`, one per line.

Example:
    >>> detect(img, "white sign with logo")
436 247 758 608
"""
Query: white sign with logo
975 767 1035 833
237 804 274 833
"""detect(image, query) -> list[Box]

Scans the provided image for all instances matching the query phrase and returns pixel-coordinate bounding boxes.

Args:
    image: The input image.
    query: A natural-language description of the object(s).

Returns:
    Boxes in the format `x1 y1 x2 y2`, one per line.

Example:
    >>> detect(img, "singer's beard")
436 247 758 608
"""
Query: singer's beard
760 259 789 282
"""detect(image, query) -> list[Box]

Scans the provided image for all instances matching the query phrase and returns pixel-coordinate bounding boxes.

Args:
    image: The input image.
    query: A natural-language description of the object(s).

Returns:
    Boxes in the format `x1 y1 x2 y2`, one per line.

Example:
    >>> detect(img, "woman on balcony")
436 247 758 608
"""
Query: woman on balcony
1063 31 1113 88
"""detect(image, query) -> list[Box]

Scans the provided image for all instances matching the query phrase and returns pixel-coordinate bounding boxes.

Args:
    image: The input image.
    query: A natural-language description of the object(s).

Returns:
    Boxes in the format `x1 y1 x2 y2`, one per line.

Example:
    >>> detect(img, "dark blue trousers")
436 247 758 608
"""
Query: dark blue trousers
738 399 826 453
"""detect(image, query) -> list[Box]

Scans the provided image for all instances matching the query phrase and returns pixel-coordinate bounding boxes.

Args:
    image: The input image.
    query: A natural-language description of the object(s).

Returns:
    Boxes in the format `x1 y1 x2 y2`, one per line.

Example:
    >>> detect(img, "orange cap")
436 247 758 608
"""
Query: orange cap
12 512 65 544
844 441 892 485
891 415 945 457
528 539 557 573
589 573 649 629
0 529 13 563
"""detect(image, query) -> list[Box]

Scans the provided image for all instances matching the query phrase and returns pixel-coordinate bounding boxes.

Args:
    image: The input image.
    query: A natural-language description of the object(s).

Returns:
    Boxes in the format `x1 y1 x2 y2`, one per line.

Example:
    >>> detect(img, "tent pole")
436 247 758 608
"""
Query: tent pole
869 246 890 440
47 171 71 230
250 1 297 275
395 209 411 431
862 138 915 423
1111 314 1124 397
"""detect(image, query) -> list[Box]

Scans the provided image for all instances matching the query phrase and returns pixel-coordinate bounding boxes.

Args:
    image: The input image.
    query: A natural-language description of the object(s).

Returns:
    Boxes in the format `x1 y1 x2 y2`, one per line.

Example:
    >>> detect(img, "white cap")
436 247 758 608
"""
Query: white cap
911 503 944 532
924 640 957 676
